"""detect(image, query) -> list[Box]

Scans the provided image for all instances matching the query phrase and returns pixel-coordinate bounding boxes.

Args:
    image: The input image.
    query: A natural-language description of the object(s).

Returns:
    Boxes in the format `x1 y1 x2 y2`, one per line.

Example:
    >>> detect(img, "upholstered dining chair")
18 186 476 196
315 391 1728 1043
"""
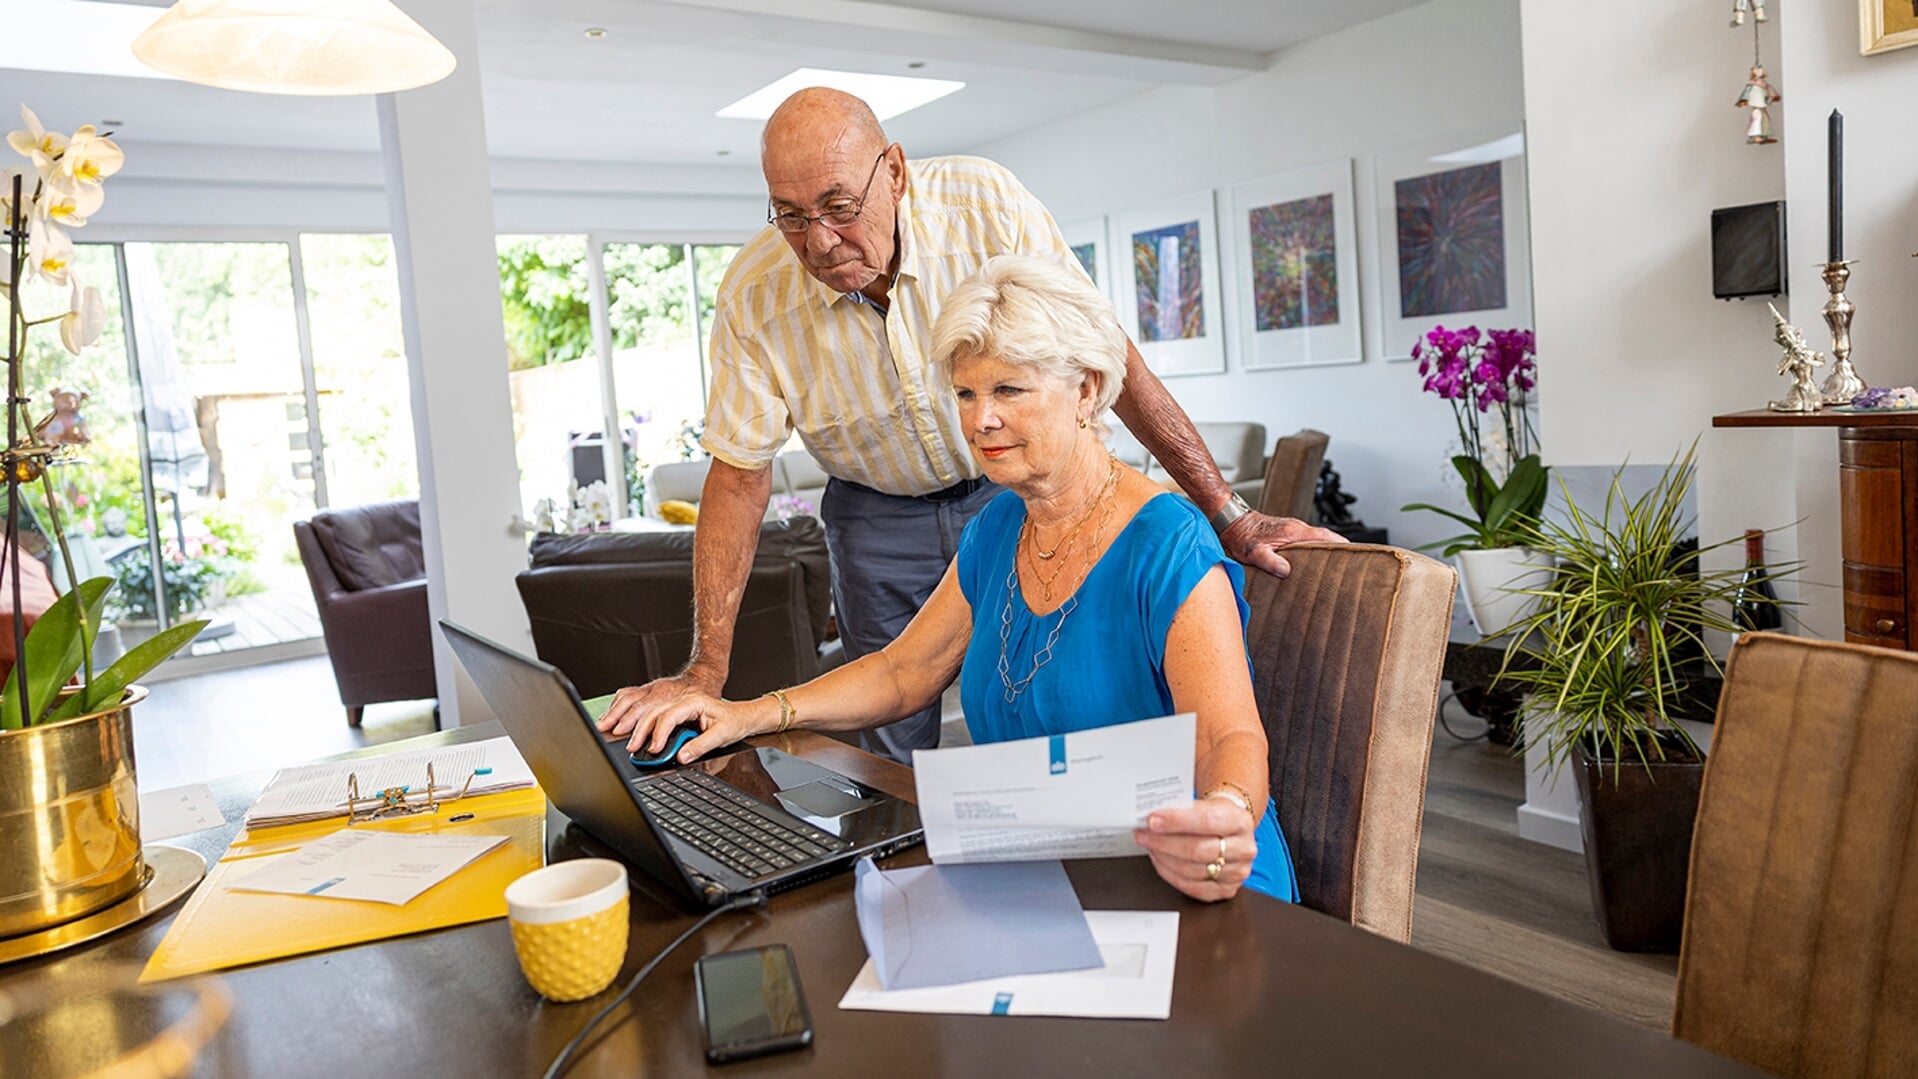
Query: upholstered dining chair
1672 633 1918 1078
1244 542 1455 941
1255 428 1331 521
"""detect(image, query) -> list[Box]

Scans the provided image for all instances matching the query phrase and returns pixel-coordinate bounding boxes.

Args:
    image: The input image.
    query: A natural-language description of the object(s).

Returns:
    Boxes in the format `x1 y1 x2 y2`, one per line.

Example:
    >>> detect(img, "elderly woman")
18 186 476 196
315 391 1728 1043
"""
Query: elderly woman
602 255 1295 902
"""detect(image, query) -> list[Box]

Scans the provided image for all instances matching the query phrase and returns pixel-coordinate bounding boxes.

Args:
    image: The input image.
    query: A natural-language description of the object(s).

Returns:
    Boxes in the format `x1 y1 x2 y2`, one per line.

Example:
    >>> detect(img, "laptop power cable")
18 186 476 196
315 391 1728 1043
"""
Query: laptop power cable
542 890 771 1079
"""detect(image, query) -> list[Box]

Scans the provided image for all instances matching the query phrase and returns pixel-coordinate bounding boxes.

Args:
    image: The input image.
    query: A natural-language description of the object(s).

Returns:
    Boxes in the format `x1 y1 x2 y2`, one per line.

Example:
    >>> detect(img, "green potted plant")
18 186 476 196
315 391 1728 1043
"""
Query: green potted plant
1495 444 1793 952
1401 325 1552 635
0 106 209 941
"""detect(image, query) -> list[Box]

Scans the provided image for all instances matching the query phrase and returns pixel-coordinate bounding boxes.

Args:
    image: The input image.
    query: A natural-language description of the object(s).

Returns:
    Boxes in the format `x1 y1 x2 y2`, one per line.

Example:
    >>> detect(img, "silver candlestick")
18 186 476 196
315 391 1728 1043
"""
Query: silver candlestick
1818 260 1865 405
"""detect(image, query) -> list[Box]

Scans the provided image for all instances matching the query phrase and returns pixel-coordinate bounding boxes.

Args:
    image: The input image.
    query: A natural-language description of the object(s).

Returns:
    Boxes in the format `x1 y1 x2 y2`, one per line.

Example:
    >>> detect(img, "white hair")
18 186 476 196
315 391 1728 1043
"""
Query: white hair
930 254 1127 434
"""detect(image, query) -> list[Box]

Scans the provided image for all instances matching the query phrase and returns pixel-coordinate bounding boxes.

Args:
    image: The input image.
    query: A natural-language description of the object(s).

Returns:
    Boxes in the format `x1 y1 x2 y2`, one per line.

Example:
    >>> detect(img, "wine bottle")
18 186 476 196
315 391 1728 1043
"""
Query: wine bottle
1732 529 1782 636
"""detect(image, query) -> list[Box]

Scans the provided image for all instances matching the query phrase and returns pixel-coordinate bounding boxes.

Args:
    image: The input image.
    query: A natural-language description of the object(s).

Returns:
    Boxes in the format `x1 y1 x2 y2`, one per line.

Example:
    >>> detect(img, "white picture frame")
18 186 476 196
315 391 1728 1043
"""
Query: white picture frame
1115 192 1225 378
1373 131 1533 361
1227 160 1363 370
1058 216 1113 303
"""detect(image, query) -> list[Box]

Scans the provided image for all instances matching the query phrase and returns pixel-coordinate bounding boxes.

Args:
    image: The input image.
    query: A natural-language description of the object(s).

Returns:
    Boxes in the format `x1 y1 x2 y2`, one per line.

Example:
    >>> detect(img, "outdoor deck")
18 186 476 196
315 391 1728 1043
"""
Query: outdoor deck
185 586 323 656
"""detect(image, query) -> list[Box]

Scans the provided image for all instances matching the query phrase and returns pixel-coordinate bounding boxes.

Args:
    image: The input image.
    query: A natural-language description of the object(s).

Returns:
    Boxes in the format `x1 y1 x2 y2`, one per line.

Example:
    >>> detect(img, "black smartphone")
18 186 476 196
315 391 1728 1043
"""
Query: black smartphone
694 944 814 1064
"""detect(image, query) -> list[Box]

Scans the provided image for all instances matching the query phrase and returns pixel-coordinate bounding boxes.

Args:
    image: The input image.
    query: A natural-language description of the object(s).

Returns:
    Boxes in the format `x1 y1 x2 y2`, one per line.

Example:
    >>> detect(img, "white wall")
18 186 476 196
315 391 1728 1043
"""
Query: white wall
1779 3 1918 641
969 0 1527 553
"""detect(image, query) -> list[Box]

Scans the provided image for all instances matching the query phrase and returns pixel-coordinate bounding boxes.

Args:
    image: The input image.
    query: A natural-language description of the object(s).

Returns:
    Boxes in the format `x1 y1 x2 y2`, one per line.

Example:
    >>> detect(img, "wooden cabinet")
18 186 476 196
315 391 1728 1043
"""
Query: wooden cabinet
1715 410 1918 651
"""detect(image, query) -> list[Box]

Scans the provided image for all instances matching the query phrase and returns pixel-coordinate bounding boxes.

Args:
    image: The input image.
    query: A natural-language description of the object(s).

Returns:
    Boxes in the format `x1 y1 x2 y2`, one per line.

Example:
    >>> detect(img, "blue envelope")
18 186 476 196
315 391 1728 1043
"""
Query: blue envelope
853 857 1104 991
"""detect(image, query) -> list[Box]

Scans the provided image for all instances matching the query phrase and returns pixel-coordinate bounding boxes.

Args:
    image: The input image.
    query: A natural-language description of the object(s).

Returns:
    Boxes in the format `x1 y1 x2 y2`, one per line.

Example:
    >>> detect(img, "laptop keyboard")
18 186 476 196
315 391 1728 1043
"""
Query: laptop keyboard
637 769 848 880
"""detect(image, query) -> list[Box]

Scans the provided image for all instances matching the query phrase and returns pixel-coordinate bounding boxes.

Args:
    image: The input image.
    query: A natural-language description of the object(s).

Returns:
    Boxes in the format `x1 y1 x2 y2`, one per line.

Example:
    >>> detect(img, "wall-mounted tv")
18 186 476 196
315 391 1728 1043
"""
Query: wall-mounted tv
1711 200 1787 300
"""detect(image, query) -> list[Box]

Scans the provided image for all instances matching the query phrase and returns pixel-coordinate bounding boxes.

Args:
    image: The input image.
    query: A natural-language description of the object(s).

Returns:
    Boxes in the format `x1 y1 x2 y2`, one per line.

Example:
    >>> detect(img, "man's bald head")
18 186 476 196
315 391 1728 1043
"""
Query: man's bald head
759 88 907 297
761 87 887 163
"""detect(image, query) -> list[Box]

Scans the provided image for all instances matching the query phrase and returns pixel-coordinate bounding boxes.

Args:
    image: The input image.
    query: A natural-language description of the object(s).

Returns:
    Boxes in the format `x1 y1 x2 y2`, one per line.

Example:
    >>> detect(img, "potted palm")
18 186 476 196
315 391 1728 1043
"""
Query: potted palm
1495 445 1792 951
1402 325 1551 635
0 107 208 941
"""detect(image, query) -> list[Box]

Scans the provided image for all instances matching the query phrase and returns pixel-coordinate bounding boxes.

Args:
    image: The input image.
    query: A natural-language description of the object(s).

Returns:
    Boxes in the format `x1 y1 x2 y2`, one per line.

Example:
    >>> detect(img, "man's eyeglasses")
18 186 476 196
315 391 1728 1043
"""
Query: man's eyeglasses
768 149 888 234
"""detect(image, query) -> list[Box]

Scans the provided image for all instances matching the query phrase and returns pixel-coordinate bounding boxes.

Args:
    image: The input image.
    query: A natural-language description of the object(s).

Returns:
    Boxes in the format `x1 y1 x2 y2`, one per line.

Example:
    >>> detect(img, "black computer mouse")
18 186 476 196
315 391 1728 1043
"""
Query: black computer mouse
629 725 700 769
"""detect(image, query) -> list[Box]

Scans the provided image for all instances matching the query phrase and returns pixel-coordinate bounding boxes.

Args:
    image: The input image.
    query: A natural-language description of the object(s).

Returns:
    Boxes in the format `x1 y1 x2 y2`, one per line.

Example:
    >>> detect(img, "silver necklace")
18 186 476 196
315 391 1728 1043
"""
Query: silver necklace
997 569 1076 703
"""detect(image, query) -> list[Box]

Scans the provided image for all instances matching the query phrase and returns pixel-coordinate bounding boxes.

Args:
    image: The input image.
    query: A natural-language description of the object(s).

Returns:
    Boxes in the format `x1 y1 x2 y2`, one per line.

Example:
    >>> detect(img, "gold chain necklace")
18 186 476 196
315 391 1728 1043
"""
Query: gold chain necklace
1019 459 1119 605
1022 455 1118 562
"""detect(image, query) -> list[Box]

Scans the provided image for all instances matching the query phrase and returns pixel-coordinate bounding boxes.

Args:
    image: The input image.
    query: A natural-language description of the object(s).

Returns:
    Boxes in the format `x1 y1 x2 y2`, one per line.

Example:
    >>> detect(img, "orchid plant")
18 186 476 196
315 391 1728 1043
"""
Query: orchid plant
1401 325 1547 556
2 106 206 729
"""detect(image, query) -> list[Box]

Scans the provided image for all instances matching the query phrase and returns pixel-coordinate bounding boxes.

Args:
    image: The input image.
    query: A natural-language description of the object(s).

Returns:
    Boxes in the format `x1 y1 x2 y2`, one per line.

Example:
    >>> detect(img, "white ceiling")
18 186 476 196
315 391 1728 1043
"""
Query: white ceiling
0 0 1427 166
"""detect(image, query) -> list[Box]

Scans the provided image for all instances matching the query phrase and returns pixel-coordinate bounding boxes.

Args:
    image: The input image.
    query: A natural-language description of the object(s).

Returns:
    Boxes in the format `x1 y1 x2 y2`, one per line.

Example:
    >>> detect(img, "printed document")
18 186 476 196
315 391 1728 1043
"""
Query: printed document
244 737 536 827
139 782 224 840
910 713 1195 863
230 830 508 906
838 910 1179 1019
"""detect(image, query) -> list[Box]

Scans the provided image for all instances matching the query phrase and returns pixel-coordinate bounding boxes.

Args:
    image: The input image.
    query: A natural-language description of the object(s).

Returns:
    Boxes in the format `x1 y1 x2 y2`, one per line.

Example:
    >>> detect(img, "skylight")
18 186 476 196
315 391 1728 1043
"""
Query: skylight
718 68 964 122
0 0 173 81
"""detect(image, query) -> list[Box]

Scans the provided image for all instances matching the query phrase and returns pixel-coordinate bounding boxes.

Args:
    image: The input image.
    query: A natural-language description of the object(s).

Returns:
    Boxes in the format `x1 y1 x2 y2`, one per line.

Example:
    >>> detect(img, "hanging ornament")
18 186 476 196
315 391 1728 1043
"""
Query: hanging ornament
1733 7 1779 145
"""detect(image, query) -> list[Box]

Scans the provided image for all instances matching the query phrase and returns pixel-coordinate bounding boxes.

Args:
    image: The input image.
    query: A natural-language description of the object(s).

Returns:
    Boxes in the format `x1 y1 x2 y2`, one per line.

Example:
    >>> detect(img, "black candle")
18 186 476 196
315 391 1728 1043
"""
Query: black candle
1828 109 1843 262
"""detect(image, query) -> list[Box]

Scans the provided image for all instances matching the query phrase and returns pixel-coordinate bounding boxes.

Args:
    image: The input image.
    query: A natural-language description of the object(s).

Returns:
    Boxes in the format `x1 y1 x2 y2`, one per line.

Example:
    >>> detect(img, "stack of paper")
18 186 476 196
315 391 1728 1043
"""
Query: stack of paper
243 737 536 827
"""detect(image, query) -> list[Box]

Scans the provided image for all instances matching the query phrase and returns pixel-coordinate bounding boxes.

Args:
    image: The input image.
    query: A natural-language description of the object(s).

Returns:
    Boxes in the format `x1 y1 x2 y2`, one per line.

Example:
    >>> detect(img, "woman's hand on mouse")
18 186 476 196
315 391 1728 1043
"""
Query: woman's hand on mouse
620 693 781 763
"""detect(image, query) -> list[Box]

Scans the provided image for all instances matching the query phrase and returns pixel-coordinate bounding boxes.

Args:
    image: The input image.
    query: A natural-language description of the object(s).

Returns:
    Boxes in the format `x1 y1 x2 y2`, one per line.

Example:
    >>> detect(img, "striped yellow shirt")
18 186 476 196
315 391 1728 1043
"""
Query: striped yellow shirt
702 155 1081 497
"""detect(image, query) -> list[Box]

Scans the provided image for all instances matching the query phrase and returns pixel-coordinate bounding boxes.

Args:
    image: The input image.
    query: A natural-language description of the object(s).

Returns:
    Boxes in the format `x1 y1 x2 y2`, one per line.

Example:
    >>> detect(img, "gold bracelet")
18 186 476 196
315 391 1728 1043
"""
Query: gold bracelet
769 688 795 734
1202 782 1257 820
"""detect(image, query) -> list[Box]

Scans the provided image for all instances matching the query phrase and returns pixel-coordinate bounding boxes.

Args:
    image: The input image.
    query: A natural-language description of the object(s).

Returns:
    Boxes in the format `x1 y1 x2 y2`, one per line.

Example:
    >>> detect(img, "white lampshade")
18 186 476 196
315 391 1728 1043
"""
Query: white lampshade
131 0 457 96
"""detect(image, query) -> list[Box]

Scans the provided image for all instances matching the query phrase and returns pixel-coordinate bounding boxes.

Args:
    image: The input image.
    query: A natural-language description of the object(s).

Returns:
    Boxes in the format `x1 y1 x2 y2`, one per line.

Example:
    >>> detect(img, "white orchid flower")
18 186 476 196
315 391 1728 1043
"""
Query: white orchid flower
59 126 124 188
59 283 105 354
28 215 74 286
39 181 102 229
5 106 67 177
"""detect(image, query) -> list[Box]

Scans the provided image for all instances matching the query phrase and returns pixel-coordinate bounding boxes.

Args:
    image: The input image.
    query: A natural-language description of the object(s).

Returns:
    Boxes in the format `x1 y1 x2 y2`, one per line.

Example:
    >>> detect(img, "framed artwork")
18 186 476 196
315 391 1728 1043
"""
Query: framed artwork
1058 216 1113 302
1227 160 1362 369
1373 132 1533 361
1861 0 1918 55
1115 192 1225 377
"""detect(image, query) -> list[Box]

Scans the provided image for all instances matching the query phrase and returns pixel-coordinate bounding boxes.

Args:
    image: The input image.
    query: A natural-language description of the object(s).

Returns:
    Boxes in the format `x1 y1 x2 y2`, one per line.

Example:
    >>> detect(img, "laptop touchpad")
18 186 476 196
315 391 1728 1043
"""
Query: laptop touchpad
777 780 878 820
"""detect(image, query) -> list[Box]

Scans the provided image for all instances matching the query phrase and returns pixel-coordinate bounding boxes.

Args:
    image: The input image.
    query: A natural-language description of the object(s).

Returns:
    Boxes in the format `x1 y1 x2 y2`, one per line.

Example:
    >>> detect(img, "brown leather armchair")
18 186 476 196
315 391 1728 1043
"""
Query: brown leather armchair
514 517 840 702
1245 542 1455 941
293 500 436 728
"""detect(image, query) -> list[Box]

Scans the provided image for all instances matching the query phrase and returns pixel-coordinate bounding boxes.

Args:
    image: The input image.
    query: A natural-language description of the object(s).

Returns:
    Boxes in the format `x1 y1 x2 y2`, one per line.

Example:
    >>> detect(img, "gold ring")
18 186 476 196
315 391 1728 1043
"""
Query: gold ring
1205 858 1224 882
1217 835 1228 863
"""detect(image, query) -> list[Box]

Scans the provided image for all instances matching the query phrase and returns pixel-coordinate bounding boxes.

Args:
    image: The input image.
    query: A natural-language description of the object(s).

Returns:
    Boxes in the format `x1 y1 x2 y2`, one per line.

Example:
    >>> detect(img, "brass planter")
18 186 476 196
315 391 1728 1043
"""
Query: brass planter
0 686 148 939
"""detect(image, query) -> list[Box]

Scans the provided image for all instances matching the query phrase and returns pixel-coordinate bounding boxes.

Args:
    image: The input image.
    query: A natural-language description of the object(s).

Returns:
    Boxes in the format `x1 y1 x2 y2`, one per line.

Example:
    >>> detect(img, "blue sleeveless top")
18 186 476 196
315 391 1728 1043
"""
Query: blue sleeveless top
955 490 1297 902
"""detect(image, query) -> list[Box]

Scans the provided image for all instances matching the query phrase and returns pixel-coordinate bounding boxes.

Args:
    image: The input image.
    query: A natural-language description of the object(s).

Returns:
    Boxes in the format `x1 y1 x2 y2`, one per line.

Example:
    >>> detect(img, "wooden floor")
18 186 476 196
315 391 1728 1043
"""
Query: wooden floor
1414 697 1679 1029
133 663 1676 1029
184 581 323 656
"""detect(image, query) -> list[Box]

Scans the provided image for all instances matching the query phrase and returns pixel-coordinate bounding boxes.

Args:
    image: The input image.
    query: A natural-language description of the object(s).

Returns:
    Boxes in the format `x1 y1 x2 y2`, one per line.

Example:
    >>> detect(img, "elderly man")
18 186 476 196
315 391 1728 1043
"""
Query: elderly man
599 88 1341 763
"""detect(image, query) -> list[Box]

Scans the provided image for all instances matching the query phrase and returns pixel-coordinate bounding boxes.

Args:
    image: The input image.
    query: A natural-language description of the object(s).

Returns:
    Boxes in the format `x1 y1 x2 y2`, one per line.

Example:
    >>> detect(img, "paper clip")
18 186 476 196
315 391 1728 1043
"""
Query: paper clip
341 763 477 825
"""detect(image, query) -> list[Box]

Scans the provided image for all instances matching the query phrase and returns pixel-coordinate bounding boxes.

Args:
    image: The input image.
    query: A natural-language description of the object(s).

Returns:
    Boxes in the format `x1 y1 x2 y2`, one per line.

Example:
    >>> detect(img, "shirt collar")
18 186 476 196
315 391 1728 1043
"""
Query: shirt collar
800 162 921 309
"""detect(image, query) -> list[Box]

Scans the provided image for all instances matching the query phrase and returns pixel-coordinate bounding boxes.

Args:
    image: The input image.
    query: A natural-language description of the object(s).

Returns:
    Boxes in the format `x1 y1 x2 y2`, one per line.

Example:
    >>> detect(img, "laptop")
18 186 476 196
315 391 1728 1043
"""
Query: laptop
441 621 924 908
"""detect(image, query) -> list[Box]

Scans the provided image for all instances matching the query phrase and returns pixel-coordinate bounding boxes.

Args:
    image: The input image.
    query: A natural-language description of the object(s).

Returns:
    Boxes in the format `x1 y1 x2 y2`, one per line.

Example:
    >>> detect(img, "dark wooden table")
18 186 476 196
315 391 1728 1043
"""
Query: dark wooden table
1 723 1764 1078
1714 408 1918 649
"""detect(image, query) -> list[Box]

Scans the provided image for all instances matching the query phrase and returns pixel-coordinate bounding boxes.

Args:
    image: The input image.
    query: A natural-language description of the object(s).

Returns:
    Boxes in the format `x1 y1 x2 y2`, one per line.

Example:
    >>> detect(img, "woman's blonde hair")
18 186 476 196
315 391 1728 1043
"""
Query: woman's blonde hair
930 254 1127 435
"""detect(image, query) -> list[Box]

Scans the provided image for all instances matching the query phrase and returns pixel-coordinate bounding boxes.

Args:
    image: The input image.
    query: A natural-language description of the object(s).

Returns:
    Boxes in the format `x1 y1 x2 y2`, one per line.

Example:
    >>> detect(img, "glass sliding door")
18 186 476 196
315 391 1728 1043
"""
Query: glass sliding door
298 233 419 507
496 235 605 521
602 242 739 514
10 243 160 626
123 241 318 636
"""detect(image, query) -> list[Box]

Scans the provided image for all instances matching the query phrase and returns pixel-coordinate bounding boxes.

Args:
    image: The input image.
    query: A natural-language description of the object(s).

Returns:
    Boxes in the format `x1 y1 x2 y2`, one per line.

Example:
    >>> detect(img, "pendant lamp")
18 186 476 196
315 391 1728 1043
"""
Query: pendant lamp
131 0 456 96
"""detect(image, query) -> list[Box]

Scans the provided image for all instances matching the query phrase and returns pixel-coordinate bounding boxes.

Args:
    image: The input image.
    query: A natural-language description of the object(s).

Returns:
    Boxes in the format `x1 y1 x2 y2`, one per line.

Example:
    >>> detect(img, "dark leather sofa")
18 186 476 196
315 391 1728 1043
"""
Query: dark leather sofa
515 517 840 702
293 500 437 727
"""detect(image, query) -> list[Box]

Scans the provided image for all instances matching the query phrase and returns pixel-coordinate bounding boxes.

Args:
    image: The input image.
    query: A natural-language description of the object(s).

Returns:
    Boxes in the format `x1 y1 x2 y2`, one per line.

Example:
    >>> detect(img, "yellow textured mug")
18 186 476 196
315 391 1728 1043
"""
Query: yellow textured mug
504 859 630 1002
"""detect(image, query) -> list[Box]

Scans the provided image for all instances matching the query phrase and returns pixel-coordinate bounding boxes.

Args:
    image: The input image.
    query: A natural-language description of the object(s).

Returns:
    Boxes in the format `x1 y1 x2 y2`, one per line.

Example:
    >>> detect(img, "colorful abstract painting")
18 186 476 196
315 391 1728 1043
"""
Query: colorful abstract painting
1249 194 1339 331
1070 243 1098 285
1132 222 1205 342
1394 162 1506 318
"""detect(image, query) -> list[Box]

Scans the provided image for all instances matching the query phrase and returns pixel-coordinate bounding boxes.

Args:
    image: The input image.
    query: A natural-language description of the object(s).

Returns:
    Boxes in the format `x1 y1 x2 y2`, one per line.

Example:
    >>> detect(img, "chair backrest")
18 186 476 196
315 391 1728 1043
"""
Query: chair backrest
514 518 832 701
1245 543 1454 941
1256 429 1330 520
300 499 425 591
1672 633 1918 1078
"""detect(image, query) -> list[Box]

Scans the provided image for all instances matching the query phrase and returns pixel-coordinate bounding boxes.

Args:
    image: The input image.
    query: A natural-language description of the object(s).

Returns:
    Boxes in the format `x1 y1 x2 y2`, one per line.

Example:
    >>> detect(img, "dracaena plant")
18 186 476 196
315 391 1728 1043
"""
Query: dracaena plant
1401 325 1547 556
1494 443 1797 775
1 106 206 729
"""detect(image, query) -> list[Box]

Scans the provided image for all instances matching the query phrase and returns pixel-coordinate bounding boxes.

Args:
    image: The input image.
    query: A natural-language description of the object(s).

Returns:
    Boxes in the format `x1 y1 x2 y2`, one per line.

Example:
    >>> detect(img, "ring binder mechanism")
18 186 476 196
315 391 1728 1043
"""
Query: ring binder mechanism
342 763 478 825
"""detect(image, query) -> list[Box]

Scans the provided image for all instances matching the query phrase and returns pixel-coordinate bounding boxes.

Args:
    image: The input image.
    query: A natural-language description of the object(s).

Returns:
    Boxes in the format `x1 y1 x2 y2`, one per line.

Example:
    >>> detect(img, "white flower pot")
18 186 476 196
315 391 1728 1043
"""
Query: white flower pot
1455 547 1554 637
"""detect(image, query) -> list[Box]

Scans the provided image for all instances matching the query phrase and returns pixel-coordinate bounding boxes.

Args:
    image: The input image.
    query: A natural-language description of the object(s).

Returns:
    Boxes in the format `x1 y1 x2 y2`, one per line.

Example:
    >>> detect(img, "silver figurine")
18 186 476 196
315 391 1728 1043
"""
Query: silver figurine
1767 303 1826 413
